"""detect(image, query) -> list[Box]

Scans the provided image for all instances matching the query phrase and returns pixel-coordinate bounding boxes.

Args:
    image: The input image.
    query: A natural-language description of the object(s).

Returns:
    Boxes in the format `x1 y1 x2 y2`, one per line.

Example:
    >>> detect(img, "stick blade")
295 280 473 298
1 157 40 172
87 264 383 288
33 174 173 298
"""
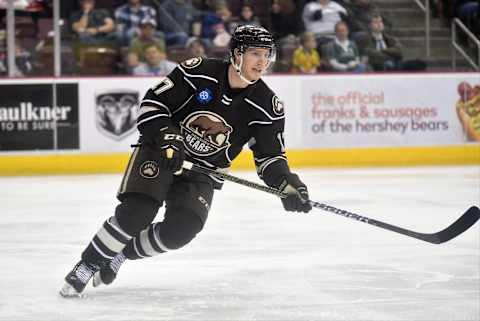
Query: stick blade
425 206 480 244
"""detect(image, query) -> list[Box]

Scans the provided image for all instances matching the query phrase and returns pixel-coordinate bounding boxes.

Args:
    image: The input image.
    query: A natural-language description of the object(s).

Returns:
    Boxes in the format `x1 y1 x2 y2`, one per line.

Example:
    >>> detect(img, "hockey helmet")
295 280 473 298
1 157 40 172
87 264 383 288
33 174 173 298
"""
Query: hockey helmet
229 24 276 57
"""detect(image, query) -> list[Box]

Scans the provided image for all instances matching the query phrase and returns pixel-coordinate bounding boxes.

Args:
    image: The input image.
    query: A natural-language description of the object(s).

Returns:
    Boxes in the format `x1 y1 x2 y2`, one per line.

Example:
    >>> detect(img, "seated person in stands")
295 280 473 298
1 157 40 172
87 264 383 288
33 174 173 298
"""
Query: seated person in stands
0 43 33 77
198 1 233 47
132 44 177 76
270 0 301 46
302 0 348 46
238 4 261 27
325 21 366 72
212 22 231 47
361 15 426 71
291 31 321 74
185 37 207 59
115 0 157 46
70 0 116 44
159 0 200 46
343 0 391 42
126 18 166 73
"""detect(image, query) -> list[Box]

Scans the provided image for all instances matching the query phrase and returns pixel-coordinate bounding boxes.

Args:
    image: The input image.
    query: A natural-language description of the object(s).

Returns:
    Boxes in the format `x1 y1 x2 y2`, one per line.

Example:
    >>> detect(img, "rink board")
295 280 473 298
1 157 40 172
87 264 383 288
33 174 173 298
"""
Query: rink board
1 73 479 175
0 145 478 176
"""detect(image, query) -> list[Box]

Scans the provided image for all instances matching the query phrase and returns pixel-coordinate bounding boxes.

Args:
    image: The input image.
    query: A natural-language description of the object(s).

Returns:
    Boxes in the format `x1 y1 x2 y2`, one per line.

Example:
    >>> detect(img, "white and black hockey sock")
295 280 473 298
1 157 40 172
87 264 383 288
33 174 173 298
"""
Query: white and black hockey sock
122 223 172 260
82 216 133 264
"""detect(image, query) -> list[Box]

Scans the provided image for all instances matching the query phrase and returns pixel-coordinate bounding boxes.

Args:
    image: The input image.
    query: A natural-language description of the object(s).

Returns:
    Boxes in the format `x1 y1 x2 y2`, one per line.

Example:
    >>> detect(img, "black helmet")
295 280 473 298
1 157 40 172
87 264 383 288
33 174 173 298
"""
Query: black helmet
229 24 275 56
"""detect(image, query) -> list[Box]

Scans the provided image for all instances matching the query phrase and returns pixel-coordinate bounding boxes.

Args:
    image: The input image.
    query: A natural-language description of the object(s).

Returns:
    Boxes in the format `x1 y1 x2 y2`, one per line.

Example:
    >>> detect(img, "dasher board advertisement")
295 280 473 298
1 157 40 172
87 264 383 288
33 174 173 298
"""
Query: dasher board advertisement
0 83 79 151
300 74 479 148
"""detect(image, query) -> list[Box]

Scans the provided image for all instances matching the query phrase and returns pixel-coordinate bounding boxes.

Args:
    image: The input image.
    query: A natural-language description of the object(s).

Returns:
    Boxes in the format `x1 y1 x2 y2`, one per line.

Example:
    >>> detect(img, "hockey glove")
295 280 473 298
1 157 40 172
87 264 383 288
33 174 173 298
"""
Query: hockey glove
278 173 312 213
312 9 323 21
139 119 185 172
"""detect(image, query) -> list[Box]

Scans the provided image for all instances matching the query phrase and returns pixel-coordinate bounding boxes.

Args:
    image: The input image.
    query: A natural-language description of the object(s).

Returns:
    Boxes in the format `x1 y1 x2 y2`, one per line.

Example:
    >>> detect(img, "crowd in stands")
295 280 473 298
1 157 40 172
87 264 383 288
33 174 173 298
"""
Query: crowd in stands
0 0 478 77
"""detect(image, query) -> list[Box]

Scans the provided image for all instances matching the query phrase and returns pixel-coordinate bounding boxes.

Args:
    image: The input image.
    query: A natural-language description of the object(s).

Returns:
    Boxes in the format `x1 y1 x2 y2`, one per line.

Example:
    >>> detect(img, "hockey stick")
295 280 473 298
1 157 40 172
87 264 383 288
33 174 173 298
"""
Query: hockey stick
183 161 480 244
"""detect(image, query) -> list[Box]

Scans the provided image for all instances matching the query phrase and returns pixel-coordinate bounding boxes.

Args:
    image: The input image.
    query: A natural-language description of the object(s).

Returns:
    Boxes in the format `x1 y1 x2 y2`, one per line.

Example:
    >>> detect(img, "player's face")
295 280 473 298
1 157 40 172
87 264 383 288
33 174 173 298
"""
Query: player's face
240 47 271 81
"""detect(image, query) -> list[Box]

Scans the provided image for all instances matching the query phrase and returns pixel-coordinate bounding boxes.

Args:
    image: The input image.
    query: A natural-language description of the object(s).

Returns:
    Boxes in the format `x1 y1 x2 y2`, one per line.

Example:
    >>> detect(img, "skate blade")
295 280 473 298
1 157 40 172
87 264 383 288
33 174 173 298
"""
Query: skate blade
59 283 85 298
92 271 103 288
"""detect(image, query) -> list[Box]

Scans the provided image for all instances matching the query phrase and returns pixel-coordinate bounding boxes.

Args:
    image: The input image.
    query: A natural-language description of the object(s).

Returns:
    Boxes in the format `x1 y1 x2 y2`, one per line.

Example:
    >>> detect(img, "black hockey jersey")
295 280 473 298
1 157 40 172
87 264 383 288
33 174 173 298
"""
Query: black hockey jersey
137 57 291 188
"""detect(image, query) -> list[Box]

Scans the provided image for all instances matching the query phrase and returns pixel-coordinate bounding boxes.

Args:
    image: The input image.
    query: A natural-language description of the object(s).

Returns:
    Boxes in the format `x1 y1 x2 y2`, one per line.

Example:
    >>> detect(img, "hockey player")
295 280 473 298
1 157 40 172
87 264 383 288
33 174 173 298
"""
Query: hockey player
60 24 312 297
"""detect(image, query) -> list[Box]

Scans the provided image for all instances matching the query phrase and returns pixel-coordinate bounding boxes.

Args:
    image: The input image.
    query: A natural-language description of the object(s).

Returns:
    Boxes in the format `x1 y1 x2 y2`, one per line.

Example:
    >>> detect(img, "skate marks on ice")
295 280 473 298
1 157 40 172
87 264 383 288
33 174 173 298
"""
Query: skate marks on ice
0 167 478 321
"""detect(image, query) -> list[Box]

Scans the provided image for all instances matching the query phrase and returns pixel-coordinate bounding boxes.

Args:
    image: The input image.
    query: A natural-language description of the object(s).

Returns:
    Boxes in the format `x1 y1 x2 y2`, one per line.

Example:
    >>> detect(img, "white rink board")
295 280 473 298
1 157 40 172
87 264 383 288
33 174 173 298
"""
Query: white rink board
1 73 479 155
73 73 480 151
298 74 475 147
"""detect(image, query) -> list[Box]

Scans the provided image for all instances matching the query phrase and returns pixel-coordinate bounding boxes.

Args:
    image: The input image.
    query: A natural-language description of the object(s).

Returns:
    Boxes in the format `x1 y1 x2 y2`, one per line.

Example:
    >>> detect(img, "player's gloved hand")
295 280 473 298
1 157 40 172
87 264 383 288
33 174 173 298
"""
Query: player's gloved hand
139 120 185 172
278 173 312 213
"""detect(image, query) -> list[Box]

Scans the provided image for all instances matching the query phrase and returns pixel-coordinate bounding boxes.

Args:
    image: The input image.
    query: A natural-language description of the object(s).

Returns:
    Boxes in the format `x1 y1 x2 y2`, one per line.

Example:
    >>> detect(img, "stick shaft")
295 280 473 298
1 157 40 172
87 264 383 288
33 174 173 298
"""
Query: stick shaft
183 161 480 244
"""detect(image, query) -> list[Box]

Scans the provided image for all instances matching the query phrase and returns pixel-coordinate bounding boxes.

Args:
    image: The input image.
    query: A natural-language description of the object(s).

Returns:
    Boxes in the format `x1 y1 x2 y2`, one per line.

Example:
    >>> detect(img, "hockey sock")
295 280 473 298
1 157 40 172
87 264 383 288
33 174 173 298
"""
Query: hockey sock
122 222 172 259
82 216 133 265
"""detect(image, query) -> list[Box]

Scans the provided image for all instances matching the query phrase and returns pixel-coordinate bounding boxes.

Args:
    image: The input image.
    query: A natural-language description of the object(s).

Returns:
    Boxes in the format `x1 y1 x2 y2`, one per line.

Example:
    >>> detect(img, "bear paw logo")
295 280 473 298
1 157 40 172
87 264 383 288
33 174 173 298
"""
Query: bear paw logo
140 161 159 178
181 57 202 69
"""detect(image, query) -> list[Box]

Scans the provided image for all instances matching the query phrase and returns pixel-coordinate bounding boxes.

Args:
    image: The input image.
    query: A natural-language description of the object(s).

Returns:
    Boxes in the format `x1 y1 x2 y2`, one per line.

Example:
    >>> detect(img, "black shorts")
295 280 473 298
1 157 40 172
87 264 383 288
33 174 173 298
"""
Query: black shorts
117 147 215 223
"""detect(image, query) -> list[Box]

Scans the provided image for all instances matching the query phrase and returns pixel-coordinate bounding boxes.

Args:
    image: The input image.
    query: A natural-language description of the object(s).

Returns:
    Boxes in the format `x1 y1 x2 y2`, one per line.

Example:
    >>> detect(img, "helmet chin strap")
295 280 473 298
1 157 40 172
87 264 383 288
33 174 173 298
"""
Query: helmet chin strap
230 54 258 85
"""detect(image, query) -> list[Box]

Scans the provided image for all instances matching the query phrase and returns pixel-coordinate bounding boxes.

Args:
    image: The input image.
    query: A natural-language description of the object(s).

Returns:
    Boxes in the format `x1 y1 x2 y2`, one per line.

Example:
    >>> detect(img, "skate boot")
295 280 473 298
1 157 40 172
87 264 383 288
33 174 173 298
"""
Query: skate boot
59 260 100 297
93 252 126 287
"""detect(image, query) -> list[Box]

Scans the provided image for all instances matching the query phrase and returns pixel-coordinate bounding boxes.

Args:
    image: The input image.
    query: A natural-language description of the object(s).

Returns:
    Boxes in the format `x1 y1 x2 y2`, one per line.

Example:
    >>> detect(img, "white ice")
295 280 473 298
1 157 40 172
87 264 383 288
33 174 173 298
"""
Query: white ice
0 166 479 321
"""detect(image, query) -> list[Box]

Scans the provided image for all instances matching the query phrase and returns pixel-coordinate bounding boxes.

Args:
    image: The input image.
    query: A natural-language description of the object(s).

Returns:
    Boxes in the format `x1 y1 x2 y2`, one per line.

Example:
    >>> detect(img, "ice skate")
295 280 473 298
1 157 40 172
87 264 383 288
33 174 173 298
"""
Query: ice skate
93 252 126 287
59 260 100 297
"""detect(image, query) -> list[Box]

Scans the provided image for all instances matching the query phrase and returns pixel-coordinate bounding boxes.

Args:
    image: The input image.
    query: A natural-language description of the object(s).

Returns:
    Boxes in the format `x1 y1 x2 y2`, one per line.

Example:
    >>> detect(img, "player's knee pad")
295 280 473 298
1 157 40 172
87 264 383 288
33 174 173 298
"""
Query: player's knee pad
115 193 160 236
157 208 204 250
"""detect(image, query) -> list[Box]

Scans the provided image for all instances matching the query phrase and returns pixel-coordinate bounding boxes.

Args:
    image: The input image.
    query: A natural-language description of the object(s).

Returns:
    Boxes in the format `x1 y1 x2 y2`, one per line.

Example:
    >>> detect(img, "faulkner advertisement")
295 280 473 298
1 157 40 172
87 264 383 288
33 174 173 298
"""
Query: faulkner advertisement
302 75 476 148
0 84 78 150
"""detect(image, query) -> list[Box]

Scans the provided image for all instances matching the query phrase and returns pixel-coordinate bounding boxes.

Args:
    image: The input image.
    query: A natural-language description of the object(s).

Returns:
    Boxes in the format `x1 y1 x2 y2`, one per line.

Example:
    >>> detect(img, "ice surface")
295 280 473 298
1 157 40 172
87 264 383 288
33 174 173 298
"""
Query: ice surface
0 166 479 321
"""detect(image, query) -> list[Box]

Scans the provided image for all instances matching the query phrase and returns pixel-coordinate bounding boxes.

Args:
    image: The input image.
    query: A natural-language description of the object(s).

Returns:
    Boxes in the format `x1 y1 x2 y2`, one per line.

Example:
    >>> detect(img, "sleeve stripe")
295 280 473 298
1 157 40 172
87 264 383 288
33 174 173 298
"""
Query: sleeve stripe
172 94 194 114
138 106 171 118
178 65 219 83
183 76 197 90
137 113 169 127
248 120 273 126
140 100 172 116
244 98 285 121
257 156 288 178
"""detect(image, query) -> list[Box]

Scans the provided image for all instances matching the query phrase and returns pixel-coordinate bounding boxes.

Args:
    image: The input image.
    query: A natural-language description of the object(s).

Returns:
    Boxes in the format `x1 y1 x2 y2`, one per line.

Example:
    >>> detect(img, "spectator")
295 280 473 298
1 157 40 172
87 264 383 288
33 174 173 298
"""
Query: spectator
199 1 233 47
132 43 177 76
70 0 116 44
361 15 426 71
159 0 200 46
455 1 478 37
302 0 348 46
185 37 207 58
238 4 261 27
0 43 33 77
115 0 157 46
325 21 366 72
291 31 321 73
212 22 231 47
343 0 391 42
127 18 166 73
270 0 300 47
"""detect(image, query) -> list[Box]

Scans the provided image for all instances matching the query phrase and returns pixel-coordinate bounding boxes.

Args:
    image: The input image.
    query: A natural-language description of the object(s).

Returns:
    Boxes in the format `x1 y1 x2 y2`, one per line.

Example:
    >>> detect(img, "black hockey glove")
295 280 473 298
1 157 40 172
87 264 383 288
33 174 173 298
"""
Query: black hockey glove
278 173 312 213
312 9 323 21
139 119 185 172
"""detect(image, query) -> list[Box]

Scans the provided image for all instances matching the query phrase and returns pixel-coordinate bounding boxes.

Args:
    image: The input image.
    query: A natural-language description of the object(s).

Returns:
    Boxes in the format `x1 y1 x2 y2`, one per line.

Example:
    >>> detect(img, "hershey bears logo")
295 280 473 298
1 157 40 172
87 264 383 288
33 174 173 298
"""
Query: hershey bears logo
181 57 202 69
180 111 233 157
139 161 159 178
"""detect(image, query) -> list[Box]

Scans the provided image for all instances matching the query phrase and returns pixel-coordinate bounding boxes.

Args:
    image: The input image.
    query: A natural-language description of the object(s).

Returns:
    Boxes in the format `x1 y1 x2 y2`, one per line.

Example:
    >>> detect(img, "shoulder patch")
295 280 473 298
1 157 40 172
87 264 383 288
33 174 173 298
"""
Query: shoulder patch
181 57 203 69
272 95 284 116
